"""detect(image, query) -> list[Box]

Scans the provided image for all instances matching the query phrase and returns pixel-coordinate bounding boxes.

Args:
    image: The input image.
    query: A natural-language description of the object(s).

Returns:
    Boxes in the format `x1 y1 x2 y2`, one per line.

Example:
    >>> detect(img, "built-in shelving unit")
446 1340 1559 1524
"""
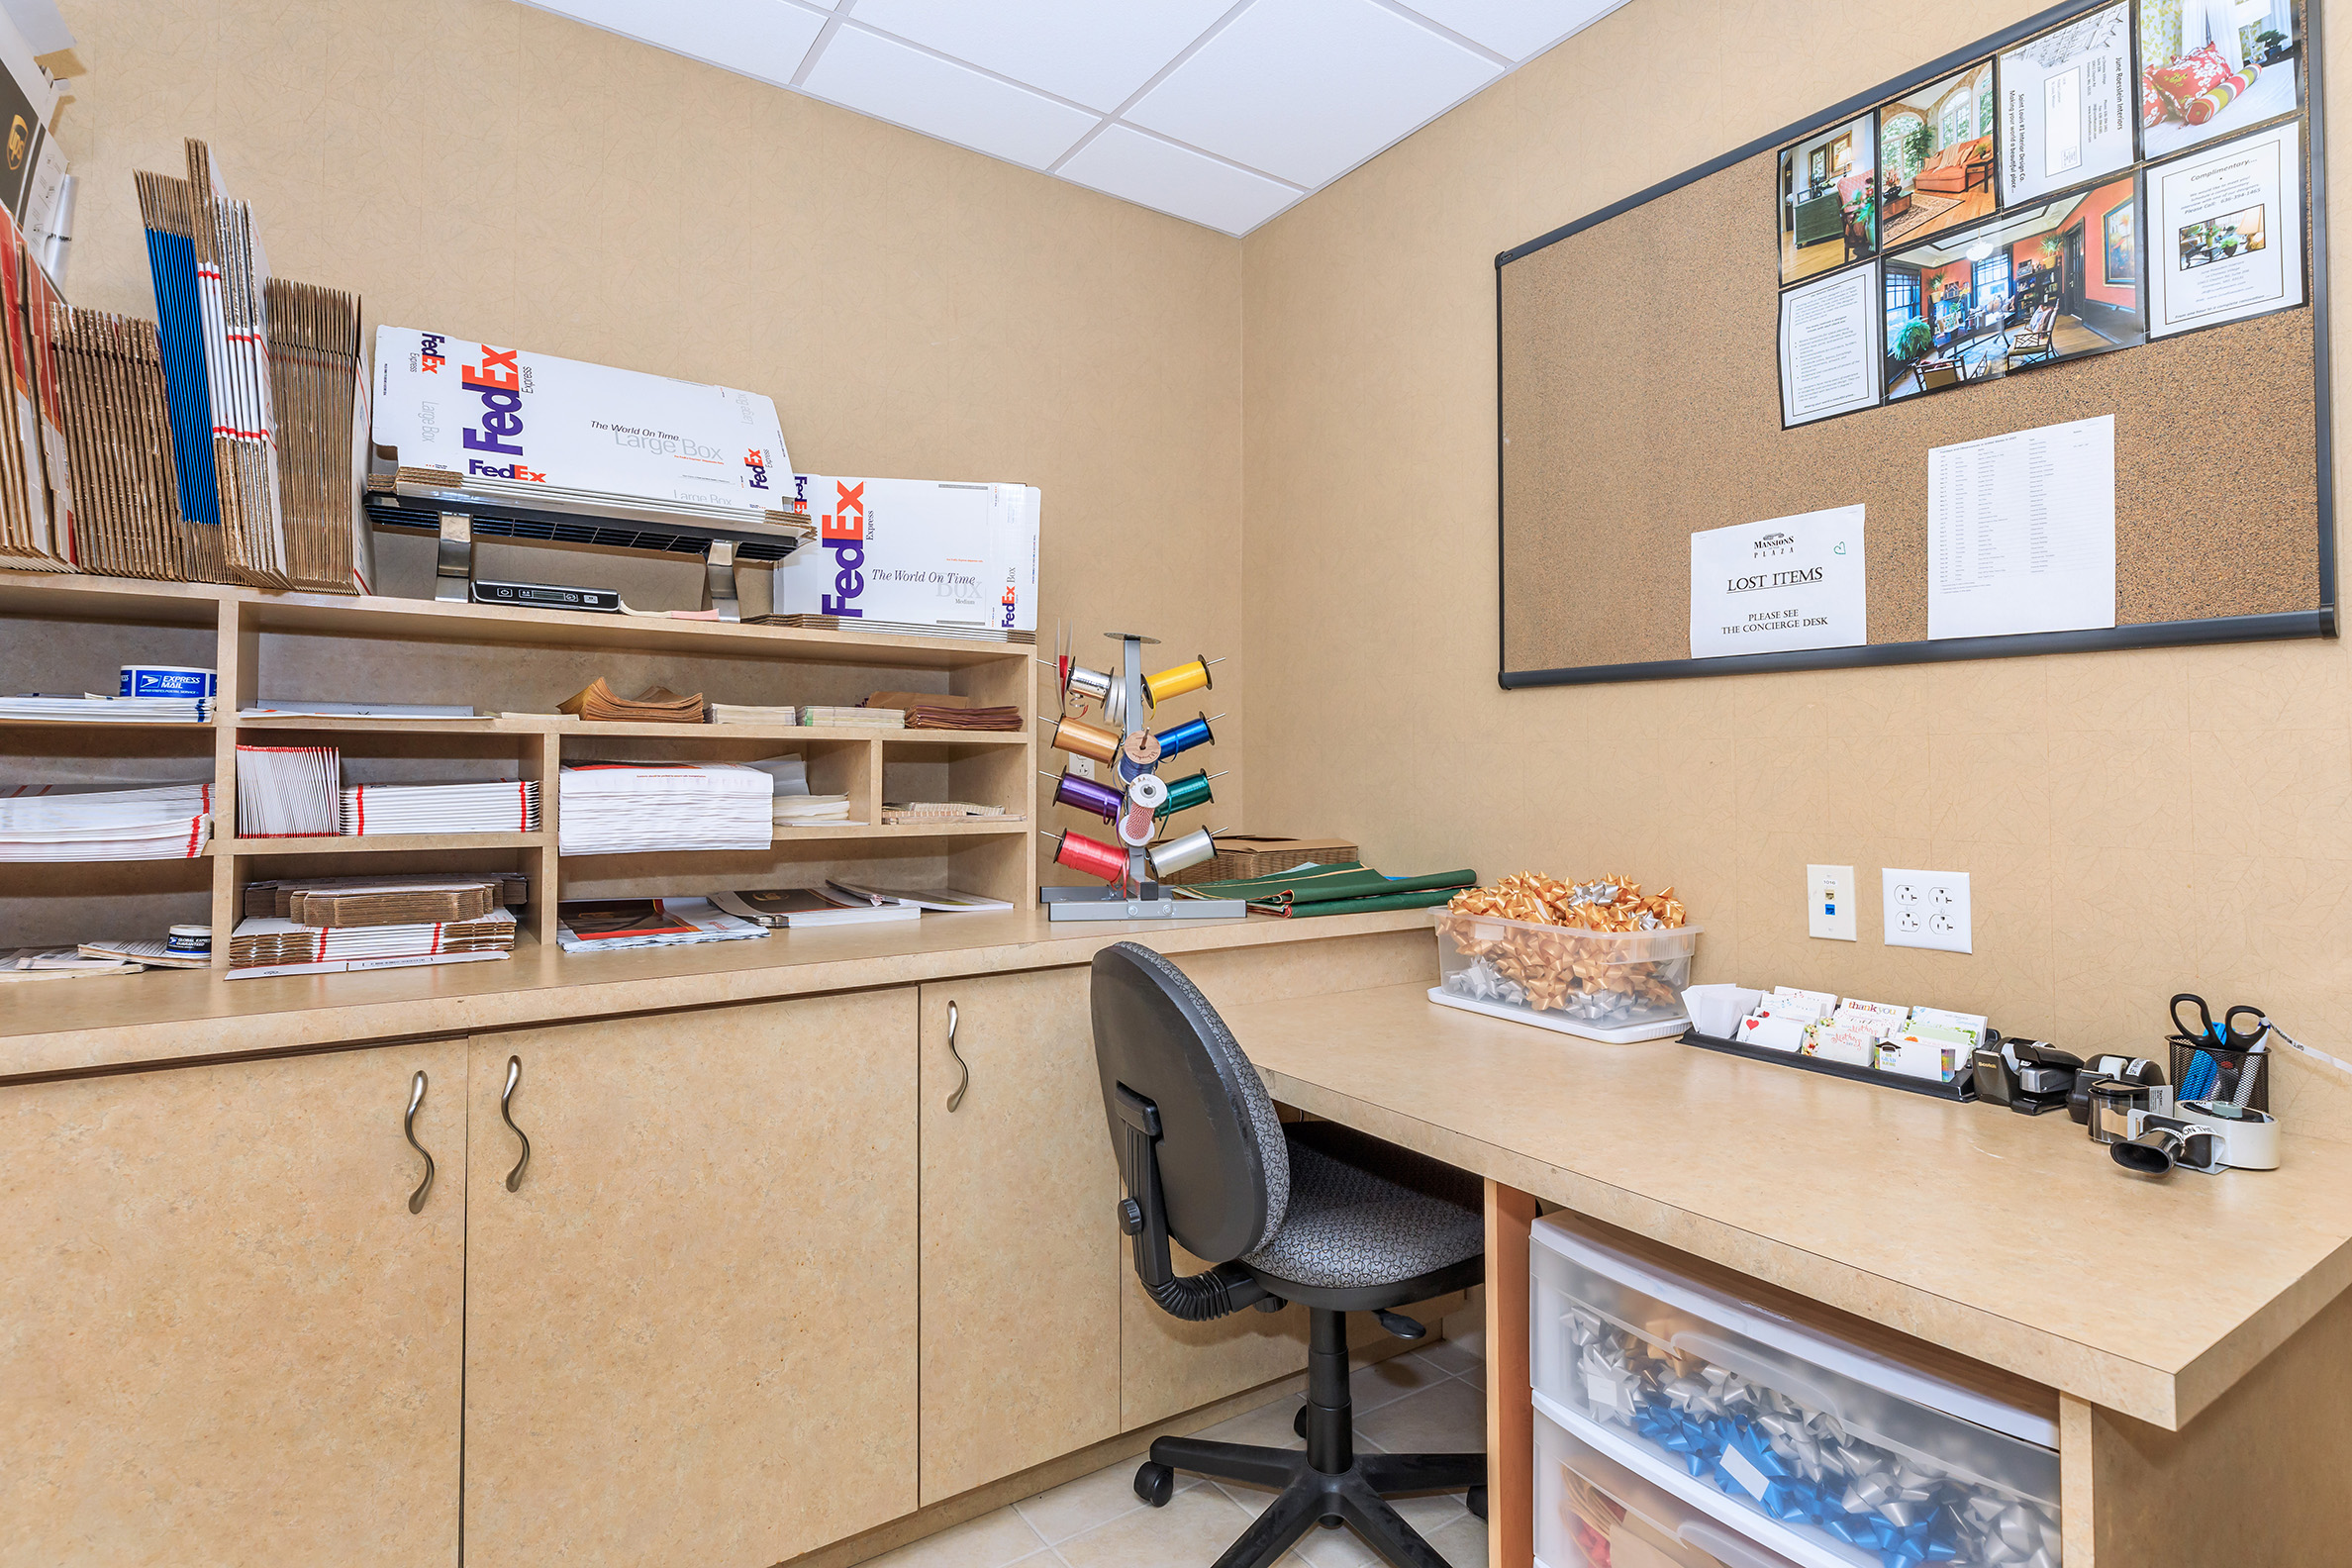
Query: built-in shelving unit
0 569 1037 966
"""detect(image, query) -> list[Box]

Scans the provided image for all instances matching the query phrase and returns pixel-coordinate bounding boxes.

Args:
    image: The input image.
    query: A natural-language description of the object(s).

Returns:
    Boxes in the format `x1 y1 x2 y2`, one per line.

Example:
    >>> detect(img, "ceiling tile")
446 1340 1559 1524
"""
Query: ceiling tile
847 0 1232 113
521 0 827 86
1125 0 1501 187
1057 126 1304 235
800 26 1101 168
1389 0 1631 60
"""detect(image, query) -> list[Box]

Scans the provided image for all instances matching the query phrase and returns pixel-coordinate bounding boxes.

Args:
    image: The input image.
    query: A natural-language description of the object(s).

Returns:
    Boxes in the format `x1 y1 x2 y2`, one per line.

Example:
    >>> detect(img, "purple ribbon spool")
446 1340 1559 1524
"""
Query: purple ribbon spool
1052 771 1126 824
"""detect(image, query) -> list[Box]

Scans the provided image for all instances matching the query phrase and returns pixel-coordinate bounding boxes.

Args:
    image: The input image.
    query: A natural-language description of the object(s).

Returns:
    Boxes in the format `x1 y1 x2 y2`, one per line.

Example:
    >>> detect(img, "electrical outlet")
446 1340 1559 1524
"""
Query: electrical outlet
1882 869 1972 953
1070 756 1094 780
1807 864 1856 940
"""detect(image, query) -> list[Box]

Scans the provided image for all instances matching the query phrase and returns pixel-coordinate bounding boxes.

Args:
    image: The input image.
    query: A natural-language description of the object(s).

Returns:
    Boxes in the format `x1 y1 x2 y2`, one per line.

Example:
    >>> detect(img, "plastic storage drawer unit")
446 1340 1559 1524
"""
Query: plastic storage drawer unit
1530 1215 2061 1568
1537 1403 1805 1568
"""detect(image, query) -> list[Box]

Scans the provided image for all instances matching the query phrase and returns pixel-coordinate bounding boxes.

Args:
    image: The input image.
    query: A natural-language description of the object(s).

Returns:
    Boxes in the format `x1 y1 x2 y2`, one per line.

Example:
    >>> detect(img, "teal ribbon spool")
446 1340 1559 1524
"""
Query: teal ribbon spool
1154 768 1216 820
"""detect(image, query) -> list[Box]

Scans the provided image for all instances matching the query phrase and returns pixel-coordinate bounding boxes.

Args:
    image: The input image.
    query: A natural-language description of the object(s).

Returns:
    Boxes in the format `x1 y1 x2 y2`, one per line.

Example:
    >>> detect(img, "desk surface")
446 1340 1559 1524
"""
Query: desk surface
1231 982 2352 1430
0 908 1433 1083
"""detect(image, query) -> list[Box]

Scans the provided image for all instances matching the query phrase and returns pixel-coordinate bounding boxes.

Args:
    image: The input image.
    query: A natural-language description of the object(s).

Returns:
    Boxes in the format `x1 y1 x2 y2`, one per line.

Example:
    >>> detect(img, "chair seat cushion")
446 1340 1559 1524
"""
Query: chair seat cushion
1241 1122 1483 1289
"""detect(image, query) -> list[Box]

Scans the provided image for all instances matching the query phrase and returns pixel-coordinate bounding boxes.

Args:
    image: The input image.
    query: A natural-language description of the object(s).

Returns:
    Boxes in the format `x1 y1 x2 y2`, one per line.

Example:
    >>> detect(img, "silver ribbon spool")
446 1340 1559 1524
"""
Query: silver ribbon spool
1148 827 1218 878
1066 662 1127 728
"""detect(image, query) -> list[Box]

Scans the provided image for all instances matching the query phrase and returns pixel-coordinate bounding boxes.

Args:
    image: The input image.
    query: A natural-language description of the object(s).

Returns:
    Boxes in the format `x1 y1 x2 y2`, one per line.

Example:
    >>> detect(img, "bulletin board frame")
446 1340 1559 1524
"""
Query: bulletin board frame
1495 0 2335 689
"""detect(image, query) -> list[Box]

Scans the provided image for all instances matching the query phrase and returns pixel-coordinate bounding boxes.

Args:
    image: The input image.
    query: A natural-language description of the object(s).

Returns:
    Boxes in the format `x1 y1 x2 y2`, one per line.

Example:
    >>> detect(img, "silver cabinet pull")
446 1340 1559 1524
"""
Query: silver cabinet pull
501 1055 532 1191
404 1071 435 1214
945 1001 969 1113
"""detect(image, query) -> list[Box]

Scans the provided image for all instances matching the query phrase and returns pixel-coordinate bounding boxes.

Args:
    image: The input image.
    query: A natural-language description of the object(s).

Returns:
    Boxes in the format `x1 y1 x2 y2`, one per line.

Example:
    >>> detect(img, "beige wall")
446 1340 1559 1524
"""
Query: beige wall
1239 0 2352 1055
46 0 2352 1053
49 0 1245 868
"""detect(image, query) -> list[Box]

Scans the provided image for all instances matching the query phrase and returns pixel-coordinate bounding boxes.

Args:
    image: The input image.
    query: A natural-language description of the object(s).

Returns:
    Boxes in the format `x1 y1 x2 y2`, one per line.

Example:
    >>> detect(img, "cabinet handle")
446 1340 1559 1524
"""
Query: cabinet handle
404 1071 435 1214
945 1001 969 1113
501 1055 532 1191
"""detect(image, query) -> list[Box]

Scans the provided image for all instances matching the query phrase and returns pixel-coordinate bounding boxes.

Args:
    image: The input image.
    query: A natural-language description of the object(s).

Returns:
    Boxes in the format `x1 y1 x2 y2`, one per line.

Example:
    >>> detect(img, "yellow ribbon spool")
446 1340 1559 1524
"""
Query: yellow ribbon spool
1048 715 1123 765
1143 654 1217 708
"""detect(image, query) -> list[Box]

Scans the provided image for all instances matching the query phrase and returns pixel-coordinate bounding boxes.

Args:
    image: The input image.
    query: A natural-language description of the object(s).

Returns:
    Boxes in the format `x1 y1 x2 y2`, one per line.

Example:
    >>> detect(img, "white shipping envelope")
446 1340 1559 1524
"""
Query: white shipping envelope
775 474 1040 633
371 327 790 514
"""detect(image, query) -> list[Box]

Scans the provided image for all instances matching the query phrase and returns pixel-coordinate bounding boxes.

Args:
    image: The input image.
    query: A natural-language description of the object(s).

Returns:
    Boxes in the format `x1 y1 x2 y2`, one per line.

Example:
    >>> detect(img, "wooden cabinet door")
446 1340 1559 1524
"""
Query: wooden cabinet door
917 970 1121 1503
460 990 918 1568
0 1040 467 1567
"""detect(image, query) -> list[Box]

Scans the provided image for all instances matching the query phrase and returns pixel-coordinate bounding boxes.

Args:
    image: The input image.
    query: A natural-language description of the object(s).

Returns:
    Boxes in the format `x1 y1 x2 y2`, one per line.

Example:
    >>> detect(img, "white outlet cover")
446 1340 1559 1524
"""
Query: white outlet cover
1070 756 1095 779
1808 864 1857 941
1883 868 1972 954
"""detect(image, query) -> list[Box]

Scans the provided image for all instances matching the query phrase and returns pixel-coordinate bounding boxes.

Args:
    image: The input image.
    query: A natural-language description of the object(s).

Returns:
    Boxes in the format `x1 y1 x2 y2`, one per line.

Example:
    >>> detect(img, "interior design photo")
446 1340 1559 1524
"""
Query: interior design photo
1882 173 2142 398
2180 202 2267 264
1877 61 1998 247
2142 0 2301 155
1777 111 1877 282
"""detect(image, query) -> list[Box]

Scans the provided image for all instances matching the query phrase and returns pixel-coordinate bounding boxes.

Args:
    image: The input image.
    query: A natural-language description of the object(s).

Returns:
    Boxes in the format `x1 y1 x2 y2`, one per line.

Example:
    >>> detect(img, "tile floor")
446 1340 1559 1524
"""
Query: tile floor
866 1333 1488 1568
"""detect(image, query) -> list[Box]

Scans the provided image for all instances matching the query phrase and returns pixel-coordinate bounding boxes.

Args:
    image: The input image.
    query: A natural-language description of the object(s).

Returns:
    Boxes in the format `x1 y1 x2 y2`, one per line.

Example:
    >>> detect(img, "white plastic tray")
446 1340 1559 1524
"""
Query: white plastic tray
1427 986 1690 1042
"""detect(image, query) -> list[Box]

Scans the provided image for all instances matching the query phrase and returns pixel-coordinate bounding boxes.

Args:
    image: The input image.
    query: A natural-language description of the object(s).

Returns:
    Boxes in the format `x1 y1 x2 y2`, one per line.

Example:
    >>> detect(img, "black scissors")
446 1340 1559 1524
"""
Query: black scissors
2170 994 2266 1050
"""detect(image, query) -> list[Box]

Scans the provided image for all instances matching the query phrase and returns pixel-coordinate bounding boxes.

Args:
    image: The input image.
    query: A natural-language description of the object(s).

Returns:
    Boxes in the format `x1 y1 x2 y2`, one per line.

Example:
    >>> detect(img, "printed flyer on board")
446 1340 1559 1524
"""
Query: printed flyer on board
2149 123 2303 338
1689 506 1868 657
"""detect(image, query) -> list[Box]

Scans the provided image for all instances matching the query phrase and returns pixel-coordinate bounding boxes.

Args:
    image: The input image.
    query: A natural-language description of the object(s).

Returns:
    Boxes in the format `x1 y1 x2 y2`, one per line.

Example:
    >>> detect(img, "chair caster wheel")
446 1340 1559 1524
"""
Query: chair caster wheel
1134 1462 1174 1508
1467 1485 1488 1520
1294 1404 1310 1440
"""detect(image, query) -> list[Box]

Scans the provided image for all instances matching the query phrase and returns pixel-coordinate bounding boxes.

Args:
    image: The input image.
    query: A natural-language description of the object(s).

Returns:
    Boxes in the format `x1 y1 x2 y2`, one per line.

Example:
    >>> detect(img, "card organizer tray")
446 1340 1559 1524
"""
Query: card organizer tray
1680 1027 1982 1103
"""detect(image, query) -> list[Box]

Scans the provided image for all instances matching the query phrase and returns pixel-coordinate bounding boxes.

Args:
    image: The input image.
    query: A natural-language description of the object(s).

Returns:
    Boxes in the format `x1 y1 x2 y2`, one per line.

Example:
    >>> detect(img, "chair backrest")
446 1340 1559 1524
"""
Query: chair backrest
1090 941 1291 1264
2033 304 2058 332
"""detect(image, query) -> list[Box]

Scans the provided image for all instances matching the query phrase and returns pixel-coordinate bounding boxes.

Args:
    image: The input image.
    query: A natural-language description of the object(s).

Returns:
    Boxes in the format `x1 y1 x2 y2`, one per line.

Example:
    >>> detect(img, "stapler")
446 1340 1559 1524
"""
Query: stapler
1972 1038 2081 1115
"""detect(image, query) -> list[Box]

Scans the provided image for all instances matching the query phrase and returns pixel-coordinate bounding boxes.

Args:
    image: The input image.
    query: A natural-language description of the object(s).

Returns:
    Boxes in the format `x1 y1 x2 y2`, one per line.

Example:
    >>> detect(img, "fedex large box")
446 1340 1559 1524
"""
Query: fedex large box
775 475 1039 634
371 327 791 514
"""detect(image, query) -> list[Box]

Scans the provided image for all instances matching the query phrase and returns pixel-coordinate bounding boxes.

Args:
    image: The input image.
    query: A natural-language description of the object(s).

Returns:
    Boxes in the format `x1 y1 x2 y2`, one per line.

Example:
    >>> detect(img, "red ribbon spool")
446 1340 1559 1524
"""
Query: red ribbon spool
1053 829 1130 883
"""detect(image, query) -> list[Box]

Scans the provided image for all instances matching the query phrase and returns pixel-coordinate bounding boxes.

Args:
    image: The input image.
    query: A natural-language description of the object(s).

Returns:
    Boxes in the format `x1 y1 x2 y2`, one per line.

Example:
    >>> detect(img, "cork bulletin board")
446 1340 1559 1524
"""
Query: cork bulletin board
1497 0 2334 687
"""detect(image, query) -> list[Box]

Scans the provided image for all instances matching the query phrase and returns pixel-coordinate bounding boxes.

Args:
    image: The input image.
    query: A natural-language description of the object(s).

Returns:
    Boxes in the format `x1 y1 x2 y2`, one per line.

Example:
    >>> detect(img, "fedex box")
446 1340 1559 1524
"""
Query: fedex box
371 327 791 514
776 475 1039 634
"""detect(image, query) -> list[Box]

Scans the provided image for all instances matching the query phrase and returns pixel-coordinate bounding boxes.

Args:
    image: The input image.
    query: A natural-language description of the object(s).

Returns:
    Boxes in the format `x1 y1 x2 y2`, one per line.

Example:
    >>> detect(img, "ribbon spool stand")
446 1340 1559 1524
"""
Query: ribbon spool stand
1037 629 1245 923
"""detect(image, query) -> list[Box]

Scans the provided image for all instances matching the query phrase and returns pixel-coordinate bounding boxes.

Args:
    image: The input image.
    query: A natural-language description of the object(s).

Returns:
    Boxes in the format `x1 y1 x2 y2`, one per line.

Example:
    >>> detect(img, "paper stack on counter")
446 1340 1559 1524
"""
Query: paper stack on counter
236 744 340 838
880 801 1014 825
865 691 1024 732
711 888 921 929
554 897 769 952
710 703 802 725
556 762 773 854
559 679 708 724
340 780 540 836
227 907 518 979
773 794 856 828
801 705 903 729
1 948 147 980
244 873 531 925
0 694 212 723
0 782 215 860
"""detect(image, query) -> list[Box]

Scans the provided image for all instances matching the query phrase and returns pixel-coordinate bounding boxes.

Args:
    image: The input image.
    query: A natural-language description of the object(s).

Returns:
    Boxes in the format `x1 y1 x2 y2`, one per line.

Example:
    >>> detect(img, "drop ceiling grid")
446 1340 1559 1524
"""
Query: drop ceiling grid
517 0 1635 235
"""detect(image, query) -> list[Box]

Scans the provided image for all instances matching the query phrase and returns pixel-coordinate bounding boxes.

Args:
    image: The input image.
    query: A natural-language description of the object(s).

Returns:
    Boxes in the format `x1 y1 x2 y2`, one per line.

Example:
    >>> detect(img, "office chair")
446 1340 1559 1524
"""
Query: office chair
1090 941 1486 1568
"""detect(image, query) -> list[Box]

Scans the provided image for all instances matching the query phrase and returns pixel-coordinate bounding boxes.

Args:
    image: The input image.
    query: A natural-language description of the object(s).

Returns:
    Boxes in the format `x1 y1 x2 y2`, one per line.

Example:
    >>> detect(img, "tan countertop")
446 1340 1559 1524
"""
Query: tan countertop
0 908 1435 1084
1228 982 2352 1431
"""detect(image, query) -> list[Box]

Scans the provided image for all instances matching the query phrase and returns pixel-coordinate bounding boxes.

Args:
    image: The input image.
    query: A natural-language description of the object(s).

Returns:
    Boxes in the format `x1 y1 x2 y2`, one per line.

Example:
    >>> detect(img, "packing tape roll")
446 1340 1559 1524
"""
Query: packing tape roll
119 664 217 699
1149 827 1219 879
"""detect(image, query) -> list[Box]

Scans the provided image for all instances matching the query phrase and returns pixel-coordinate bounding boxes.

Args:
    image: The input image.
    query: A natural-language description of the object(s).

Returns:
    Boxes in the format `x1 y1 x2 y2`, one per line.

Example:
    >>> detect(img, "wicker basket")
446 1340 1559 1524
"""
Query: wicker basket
1163 835 1359 887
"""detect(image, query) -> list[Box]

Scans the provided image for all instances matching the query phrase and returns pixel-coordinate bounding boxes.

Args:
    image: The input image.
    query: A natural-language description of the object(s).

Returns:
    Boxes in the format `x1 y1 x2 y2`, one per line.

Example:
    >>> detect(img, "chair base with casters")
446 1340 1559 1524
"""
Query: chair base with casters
1090 941 1489 1568
1132 1263 1487 1568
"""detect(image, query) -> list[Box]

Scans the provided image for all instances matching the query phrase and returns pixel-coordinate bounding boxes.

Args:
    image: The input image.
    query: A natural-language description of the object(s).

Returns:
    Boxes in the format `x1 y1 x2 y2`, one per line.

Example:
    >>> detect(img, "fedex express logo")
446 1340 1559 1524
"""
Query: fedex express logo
460 345 545 483
820 482 866 617
418 333 446 373
744 447 769 490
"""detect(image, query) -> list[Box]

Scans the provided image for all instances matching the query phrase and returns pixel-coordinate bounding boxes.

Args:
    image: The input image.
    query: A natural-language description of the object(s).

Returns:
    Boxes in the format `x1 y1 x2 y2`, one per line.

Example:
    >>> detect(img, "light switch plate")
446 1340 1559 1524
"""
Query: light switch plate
1883 868 1972 953
1808 864 1856 941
